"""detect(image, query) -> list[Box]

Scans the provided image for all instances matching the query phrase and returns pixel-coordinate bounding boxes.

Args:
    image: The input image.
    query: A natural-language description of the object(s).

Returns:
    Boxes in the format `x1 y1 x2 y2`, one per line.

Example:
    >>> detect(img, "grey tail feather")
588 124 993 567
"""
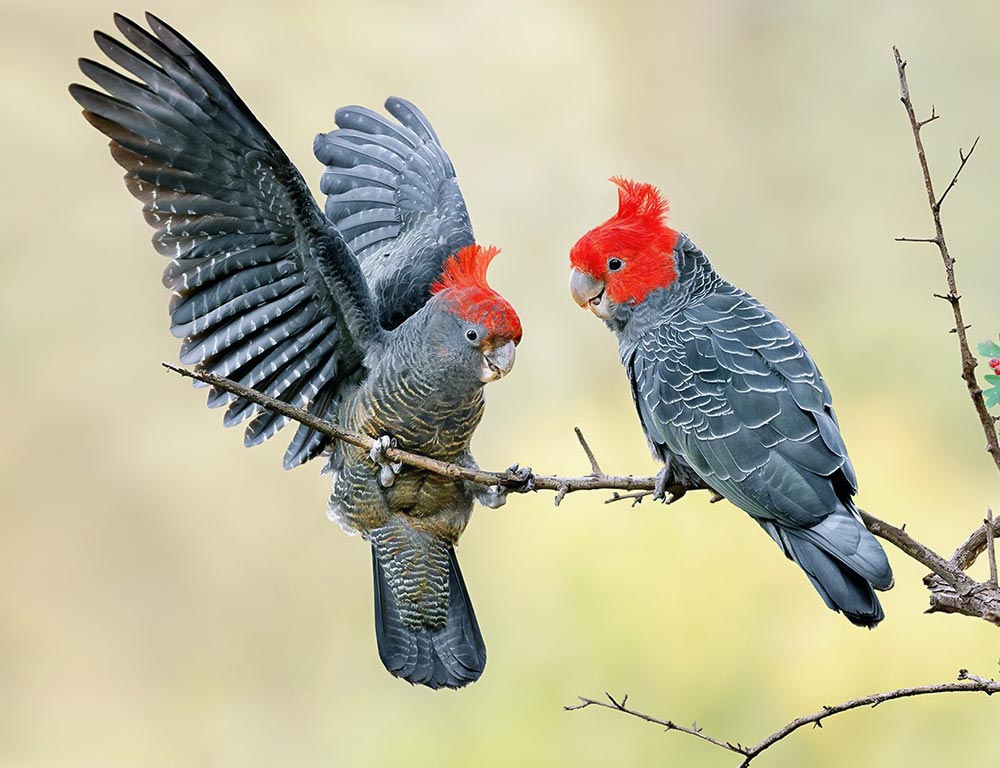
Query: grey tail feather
371 546 486 690
780 529 886 628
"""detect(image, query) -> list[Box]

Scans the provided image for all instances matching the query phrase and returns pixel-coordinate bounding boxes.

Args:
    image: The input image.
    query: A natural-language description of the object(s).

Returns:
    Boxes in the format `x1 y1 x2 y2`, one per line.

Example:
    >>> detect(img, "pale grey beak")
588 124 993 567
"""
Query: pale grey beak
481 339 516 382
570 268 611 319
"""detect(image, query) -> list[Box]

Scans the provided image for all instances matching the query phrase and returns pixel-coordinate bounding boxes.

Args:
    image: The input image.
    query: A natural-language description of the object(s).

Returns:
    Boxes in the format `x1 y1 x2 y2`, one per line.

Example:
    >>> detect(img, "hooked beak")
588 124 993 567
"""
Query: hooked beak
569 268 611 319
481 339 516 382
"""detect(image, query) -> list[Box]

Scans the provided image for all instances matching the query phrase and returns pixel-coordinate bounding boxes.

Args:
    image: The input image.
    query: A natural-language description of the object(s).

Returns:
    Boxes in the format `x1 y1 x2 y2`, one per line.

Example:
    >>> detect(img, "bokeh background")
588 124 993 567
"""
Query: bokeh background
3 1 999 766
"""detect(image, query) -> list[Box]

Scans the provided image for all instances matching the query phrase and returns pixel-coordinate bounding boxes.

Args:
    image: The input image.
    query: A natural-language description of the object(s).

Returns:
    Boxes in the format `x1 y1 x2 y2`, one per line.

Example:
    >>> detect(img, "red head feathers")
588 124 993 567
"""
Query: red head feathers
432 244 522 344
569 177 679 304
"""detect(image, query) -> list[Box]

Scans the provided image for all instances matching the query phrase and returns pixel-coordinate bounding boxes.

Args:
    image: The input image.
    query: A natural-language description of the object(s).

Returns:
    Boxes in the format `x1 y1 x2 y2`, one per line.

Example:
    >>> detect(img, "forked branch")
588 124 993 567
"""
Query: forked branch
893 46 1000 474
163 363 654 502
164 362 1000 625
566 670 999 767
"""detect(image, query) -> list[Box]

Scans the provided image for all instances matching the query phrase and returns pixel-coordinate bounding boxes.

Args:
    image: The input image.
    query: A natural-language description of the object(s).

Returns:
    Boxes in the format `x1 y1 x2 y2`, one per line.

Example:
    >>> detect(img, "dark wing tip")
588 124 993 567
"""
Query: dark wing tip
112 12 138 35
67 81 87 102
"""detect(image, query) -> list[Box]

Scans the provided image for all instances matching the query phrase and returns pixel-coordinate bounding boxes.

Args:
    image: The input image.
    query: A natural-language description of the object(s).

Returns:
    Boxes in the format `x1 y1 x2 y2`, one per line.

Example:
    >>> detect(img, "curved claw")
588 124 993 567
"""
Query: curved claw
475 464 535 509
505 463 535 493
652 465 671 502
653 462 704 505
369 435 403 488
664 488 687 505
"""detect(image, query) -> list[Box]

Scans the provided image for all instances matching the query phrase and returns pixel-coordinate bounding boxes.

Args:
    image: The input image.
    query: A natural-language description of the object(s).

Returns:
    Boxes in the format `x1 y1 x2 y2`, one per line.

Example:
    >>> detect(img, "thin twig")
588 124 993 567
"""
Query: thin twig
574 426 603 475
565 693 748 756
567 671 1000 766
937 136 980 210
893 47 1000 474
987 508 998 587
605 490 653 506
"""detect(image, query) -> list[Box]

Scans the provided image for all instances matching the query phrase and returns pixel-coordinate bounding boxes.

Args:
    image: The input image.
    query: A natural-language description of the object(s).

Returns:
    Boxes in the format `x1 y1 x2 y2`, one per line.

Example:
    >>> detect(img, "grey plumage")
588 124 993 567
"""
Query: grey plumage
71 12 381 471
72 13 512 688
641 239 891 625
575 222 893 627
315 98 474 330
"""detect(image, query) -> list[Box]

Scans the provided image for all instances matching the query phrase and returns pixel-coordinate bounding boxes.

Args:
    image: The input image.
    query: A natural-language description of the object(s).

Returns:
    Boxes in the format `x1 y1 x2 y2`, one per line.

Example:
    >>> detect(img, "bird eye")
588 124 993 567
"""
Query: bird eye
608 257 624 272
466 329 479 342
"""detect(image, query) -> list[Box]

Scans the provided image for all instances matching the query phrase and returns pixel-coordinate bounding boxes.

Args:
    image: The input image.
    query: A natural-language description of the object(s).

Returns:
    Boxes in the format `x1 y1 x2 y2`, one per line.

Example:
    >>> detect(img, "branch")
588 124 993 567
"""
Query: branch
567 670 999 766
565 693 741 754
893 47 1000 475
987 508 998 587
937 136 980 210
165 362 1000 624
163 363 654 501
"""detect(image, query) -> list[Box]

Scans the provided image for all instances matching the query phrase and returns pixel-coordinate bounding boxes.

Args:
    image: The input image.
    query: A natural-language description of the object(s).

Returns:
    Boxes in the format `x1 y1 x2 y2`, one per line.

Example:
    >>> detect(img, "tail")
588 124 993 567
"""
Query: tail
766 507 894 628
372 546 486 689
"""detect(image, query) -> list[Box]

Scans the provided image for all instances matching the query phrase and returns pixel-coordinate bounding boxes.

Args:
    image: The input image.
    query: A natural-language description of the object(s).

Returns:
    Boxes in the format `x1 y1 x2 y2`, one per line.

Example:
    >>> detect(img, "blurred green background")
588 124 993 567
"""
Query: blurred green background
2 1 998 766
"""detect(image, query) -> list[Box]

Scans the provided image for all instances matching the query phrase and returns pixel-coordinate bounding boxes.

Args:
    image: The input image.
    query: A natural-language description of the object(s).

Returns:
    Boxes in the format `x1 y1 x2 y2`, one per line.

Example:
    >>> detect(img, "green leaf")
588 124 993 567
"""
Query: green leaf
978 339 1000 358
987 374 1000 385
985 387 1000 408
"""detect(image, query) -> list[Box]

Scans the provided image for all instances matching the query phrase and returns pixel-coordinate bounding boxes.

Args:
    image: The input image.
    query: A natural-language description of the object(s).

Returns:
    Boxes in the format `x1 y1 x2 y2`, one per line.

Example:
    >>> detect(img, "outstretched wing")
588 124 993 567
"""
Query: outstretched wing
630 285 857 527
70 13 382 468
313 98 474 329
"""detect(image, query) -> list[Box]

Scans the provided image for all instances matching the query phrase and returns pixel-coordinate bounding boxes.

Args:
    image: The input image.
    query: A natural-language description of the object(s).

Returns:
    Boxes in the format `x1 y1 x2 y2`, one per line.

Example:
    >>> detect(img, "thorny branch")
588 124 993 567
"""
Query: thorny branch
566 670 1000 767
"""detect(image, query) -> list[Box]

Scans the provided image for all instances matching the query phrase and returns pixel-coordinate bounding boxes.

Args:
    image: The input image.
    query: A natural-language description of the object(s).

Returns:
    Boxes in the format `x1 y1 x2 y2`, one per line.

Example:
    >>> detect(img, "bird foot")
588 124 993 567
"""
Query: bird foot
652 465 675 503
652 465 699 505
505 463 535 492
476 464 534 509
369 435 403 488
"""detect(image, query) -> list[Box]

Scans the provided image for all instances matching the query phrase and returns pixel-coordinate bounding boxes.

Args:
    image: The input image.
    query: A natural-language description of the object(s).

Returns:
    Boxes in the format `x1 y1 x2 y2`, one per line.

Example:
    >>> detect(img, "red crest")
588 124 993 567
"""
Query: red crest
432 245 522 344
569 177 679 304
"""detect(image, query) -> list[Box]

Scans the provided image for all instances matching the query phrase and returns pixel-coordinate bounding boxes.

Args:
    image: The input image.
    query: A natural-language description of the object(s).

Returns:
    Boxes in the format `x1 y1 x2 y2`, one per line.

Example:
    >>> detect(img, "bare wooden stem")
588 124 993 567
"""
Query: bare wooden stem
163 363 654 498
893 47 1000 474
987 508 998 587
567 671 999 766
165 362 1000 624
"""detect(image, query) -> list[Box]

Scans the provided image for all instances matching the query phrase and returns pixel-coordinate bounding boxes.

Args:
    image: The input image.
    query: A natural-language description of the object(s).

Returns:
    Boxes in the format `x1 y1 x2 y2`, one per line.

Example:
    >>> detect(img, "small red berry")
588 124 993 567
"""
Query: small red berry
991 359 1000 367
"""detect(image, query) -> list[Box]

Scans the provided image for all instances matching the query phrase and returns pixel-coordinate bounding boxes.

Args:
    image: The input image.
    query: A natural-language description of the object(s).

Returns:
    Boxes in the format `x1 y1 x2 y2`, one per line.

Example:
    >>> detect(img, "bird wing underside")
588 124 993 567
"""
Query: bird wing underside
71 13 383 468
631 286 858 527
314 98 475 330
